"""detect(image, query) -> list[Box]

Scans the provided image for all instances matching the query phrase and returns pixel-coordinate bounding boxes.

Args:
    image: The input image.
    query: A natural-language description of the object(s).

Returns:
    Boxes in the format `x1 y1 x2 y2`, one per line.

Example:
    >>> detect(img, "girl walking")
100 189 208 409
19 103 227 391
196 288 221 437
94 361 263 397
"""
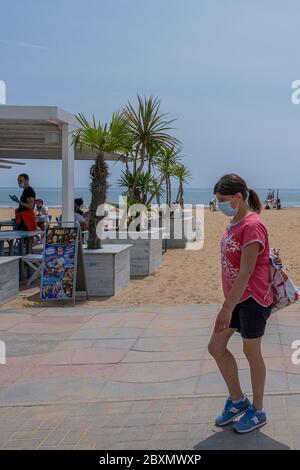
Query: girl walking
208 174 273 433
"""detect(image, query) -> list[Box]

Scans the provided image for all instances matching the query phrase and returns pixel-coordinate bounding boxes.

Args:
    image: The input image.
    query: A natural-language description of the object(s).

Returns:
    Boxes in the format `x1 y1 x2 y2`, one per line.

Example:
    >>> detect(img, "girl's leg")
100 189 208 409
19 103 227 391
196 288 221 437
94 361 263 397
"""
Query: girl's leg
243 337 265 410
208 328 243 401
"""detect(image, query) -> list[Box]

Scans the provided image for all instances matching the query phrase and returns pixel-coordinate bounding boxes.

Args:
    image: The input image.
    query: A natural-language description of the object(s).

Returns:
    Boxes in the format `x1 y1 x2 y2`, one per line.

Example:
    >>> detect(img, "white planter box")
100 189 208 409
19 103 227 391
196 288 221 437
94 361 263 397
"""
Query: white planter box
103 229 163 276
167 215 193 248
0 257 20 305
83 244 131 296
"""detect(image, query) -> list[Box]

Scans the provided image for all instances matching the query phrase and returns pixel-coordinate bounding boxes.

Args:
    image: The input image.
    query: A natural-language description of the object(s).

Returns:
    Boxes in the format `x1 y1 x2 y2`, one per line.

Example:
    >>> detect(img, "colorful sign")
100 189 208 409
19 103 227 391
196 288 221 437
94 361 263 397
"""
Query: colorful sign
40 227 78 301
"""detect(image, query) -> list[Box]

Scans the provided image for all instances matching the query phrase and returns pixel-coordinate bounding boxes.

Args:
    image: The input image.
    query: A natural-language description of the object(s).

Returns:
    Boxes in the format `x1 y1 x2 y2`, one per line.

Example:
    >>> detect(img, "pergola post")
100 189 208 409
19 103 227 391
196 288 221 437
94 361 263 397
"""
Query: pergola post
61 123 74 224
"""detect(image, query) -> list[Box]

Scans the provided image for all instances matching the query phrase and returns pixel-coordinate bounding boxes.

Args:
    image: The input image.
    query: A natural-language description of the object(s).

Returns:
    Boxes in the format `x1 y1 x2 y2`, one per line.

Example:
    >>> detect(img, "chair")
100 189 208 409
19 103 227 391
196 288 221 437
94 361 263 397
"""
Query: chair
82 230 89 244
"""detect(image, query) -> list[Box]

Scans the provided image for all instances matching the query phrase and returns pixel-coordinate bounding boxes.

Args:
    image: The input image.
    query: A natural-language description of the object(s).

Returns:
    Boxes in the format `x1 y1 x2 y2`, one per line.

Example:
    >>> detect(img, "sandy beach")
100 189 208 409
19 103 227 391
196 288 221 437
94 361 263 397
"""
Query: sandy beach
1 206 300 308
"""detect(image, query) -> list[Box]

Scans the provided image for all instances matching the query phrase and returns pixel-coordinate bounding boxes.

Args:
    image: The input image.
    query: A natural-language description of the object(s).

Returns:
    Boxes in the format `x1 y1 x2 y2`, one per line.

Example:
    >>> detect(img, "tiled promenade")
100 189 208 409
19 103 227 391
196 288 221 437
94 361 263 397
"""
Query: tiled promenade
0 303 300 450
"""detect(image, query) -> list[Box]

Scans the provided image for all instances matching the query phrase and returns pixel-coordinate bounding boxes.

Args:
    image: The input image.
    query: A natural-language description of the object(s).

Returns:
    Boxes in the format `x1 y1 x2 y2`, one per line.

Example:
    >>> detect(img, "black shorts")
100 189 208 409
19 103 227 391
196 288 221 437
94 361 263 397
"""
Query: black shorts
229 297 272 339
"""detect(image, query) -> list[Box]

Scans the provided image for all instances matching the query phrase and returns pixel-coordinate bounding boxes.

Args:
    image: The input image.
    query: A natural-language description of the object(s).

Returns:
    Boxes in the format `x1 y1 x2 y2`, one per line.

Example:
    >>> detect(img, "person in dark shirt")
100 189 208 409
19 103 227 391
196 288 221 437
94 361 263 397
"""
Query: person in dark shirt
10 174 37 231
17 174 36 213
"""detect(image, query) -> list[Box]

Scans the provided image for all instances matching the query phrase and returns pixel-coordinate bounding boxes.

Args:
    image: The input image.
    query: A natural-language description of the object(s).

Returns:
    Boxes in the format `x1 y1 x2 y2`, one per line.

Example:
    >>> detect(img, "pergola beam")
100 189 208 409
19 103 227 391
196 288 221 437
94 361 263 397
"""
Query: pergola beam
0 158 25 165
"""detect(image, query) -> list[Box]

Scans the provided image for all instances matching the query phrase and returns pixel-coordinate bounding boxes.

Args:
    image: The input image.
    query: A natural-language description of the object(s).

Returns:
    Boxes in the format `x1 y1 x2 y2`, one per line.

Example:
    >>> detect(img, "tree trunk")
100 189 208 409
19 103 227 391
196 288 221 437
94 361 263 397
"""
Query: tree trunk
179 183 184 207
125 153 129 174
87 151 109 249
167 177 171 205
132 145 145 198
165 179 168 205
175 180 183 207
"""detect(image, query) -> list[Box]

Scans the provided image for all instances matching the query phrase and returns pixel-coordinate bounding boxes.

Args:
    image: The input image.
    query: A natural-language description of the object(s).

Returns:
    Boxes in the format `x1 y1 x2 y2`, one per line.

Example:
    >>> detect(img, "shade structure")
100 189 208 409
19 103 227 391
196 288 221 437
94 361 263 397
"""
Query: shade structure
0 105 126 222
0 158 26 170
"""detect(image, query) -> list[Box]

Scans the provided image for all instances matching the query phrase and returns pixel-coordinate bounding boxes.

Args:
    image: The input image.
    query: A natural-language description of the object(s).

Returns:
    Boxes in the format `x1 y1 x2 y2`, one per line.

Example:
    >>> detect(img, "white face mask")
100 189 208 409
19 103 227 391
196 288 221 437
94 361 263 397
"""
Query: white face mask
218 200 238 217
218 194 242 217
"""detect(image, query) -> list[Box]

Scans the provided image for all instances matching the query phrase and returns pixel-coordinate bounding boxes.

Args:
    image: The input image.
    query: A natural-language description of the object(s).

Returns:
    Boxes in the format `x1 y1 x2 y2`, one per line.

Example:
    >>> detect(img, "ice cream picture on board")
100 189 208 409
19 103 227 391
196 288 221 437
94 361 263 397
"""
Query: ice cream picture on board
40 227 78 300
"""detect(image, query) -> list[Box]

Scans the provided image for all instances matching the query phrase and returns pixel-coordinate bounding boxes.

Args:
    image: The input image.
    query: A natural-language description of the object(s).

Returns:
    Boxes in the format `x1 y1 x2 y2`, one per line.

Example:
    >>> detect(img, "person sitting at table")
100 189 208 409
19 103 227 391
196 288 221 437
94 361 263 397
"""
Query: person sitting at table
57 198 88 229
35 198 49 230
75 197 84 216
74 198 88 229
9 174 37 231
75 198 89 219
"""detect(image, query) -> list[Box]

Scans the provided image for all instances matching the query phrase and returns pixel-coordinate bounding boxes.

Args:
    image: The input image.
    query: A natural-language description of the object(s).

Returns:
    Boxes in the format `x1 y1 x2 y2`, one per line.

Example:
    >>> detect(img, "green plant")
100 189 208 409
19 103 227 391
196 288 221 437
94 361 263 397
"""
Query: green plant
173 164 192 207
73 112 128 249
120 95 180 204
156 146 182 206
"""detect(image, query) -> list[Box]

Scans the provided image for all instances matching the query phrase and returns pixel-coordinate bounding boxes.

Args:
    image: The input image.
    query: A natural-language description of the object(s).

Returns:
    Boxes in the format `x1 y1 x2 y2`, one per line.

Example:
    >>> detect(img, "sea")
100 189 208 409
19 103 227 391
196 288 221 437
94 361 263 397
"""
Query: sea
0 187 300 208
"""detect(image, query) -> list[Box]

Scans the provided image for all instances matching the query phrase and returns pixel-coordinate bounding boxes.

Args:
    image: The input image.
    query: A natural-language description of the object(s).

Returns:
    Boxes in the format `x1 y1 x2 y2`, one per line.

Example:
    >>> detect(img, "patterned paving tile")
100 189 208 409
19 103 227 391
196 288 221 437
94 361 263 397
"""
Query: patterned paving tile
72 347 128 365
68 326 144 341
9 320 81 334
98 377 199 400
122 348 206 363
0 315 34 331
0 377 107 405
0 304 300 450
140 326 213 338
110 360 202 383
21 364 117 381
133 336 208 352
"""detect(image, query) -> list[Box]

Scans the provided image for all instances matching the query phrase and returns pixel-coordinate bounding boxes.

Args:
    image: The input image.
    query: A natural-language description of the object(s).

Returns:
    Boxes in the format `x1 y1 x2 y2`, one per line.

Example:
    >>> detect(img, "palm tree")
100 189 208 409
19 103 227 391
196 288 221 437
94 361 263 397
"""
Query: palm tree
118 170 161 206
73 112 128 249
148 176 164 205
157 146 182 206
121 95 180 203
173 164 192 207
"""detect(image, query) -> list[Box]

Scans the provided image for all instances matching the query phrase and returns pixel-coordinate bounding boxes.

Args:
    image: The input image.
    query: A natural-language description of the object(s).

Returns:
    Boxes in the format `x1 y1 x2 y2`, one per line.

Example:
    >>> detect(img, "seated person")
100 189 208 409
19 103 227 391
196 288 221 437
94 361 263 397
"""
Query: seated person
74 211 88 230
75 198 84 216
35 198 49 229
57 198 88 229
74 198 88 229
75 198 89 219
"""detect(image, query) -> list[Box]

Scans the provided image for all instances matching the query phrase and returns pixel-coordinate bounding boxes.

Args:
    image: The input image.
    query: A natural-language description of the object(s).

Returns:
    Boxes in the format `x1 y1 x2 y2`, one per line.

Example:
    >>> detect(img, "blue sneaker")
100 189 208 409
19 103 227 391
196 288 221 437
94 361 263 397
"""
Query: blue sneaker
215 395 251 426
233 405 267 433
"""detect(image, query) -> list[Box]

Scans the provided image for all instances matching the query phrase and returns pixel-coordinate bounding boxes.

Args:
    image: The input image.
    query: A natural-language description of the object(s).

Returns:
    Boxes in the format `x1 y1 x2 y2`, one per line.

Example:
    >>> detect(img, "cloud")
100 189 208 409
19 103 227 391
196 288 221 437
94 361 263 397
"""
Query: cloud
0 39 47 50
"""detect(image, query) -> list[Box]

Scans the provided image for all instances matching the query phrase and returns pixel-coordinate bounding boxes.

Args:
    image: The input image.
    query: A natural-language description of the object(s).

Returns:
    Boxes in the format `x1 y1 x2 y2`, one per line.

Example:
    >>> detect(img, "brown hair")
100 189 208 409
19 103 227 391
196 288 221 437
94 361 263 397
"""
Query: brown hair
214 173 262 214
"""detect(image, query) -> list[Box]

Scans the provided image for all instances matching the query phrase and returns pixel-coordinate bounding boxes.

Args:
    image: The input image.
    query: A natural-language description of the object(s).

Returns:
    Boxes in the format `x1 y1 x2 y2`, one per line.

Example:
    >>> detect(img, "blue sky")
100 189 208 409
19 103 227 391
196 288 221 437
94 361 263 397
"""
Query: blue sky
1 0 300 189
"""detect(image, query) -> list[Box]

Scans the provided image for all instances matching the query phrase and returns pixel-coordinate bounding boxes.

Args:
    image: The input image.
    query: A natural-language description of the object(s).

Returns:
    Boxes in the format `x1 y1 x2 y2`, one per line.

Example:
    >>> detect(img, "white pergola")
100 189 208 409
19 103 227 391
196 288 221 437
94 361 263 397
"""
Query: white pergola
0 105 124 222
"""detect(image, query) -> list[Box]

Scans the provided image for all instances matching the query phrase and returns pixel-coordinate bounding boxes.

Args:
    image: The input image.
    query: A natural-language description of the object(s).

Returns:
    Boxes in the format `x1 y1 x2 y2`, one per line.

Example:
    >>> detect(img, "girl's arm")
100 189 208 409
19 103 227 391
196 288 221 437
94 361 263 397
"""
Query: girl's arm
214 242 261 333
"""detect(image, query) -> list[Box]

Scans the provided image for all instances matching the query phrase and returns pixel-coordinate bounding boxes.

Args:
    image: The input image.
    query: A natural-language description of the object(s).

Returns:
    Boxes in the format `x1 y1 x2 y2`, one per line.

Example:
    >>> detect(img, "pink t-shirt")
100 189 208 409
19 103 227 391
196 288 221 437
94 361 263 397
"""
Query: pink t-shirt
221 211 273 307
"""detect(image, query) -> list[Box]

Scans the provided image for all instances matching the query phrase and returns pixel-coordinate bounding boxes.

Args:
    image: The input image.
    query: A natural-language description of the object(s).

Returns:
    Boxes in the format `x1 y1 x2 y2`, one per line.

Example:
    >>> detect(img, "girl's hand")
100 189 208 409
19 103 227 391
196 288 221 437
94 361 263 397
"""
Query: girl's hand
214 307 233 333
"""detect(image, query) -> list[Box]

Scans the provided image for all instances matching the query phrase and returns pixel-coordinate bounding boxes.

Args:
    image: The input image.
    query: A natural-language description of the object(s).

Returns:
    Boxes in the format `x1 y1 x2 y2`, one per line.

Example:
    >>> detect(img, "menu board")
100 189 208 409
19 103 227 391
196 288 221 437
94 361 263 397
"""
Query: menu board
40 227 78 301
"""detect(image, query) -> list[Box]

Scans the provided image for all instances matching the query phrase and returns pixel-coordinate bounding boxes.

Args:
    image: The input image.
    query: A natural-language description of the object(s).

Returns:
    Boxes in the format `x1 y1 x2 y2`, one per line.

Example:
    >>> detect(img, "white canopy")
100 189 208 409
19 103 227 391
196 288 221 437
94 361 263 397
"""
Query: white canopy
0 105 124 222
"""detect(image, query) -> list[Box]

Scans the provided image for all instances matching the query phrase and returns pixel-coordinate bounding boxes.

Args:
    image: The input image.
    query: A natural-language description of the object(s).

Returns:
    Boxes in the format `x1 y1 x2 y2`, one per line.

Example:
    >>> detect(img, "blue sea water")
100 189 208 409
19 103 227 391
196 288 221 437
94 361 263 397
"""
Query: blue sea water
0 187 300 208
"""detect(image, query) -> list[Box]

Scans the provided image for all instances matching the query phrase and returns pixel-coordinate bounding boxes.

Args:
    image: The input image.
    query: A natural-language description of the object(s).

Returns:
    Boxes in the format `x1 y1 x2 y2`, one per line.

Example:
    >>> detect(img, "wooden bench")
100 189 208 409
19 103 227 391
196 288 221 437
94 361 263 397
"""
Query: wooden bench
22 253 43 287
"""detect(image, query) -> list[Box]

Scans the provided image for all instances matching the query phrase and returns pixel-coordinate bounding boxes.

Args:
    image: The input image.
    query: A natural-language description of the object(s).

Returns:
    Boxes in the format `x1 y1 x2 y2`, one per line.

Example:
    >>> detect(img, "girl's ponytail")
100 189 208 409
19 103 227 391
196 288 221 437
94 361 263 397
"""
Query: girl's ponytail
248 188 262 214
